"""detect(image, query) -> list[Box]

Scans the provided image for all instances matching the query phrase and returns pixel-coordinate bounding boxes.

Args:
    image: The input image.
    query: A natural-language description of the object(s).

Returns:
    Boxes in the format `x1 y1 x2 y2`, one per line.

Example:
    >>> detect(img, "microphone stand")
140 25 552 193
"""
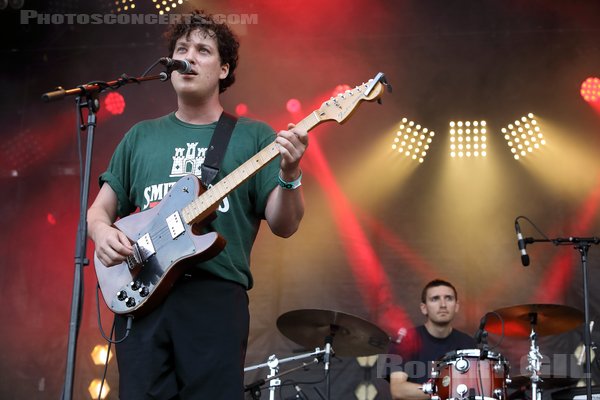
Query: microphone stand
42 71 169 400
524 235 600 400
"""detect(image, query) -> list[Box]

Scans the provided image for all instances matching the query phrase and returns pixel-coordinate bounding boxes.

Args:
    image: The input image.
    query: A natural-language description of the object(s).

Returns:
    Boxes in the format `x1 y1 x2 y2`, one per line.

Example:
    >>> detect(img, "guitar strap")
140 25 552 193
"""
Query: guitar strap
200 111 238 188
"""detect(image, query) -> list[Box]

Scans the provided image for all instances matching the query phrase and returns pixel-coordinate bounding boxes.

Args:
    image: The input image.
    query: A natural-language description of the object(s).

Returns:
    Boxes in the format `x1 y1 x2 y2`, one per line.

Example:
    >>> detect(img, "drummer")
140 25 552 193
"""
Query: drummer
388 279 476 400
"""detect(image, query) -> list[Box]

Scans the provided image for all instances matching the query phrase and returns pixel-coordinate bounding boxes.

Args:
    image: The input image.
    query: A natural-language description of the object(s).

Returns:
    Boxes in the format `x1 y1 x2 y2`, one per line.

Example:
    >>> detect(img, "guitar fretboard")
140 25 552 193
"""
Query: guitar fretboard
181 111 321 225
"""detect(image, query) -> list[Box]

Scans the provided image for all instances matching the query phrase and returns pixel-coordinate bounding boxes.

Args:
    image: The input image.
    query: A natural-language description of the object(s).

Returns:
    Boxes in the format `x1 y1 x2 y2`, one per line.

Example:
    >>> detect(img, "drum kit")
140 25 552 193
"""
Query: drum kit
423 304 584 400
244 304 584 400
244 309 390 399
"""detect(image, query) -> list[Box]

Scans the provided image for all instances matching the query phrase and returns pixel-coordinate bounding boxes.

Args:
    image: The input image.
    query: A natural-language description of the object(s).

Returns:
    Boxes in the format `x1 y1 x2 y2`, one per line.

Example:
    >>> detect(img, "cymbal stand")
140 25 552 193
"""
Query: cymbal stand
526 313 542 400
266 355 281 400
518 224 599 400
244 348 327 399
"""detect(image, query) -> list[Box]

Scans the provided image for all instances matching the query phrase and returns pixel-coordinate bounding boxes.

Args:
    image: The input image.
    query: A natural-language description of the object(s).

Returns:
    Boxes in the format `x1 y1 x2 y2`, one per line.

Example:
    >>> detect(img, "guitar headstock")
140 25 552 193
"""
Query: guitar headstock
315 73 390 124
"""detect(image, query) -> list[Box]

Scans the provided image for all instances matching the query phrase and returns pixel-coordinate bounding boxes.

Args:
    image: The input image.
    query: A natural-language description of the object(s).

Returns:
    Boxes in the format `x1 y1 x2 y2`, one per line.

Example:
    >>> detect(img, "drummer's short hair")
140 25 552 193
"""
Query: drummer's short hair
421 279 458 303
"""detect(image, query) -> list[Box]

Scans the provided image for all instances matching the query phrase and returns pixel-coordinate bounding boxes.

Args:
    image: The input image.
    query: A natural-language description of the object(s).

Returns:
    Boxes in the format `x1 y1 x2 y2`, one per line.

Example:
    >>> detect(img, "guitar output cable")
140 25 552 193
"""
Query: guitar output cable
95 283 134 344
94 284 134 399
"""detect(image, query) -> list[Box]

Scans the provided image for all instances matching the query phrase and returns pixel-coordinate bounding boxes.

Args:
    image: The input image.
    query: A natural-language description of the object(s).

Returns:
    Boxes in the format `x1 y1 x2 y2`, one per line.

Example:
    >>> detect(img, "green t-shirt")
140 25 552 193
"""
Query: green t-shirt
100 112 280 289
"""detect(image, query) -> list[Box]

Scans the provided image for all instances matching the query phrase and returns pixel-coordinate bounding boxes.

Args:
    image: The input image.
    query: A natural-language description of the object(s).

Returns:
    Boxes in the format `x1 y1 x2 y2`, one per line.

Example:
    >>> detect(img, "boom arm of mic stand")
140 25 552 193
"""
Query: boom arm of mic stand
41 72 169 102
526 236 600 246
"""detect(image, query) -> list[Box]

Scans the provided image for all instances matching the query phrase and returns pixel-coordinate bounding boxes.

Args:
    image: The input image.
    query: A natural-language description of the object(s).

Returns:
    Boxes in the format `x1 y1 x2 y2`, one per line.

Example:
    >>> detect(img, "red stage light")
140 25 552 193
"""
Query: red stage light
47 213 56 225
580 77 600 103
286 98 301 114
104 92 126 115
235 103 248 116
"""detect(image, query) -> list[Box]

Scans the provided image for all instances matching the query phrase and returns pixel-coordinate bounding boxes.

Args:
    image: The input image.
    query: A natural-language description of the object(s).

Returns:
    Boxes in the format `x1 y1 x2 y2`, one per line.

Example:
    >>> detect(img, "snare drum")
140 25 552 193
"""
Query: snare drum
431 349 509 400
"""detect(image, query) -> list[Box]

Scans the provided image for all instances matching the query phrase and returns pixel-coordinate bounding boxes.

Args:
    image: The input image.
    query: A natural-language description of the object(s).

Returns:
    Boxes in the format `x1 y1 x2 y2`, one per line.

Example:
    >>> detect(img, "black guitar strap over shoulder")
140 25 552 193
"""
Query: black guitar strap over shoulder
200 111 238 188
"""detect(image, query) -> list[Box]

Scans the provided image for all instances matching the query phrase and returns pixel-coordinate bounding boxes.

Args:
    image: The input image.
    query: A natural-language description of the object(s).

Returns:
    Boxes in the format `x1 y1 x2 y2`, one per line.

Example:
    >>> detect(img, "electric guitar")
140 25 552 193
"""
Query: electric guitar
94 73 390 316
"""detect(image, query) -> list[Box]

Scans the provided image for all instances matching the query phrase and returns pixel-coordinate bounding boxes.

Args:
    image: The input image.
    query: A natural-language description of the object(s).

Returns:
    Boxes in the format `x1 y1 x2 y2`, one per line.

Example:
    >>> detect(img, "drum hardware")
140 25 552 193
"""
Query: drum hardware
510 217 598 400
456 358 470 373
485 304 584 338
423 379 438 396
244 348 326 400
276 309 389 400
508 375 578 391
276 309 390 357
526 312 543 400
426 349 510 400
486 304 585 400
244 309 389 400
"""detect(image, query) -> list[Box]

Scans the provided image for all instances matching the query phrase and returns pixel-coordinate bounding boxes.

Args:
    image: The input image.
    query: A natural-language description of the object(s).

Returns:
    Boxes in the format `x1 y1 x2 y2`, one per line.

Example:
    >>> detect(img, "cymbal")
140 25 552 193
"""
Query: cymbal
508 374 578 390
276 309 390 357
486 304 583 337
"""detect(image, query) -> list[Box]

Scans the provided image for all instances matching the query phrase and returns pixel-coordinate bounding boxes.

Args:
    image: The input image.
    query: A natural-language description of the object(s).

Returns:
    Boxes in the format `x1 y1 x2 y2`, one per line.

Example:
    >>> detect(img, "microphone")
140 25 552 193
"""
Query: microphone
474 314 487 345
515 221 530 266
159 57 193 74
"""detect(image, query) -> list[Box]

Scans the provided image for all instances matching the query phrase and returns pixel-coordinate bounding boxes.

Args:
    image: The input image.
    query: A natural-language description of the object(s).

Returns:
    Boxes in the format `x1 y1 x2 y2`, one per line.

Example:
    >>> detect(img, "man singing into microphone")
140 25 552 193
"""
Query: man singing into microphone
87 10 307 400
388 279 475 400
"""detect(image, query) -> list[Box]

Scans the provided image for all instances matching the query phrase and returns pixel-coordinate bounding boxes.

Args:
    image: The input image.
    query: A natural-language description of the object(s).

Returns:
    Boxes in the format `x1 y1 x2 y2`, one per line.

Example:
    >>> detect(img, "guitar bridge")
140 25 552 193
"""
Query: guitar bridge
126 233 156 270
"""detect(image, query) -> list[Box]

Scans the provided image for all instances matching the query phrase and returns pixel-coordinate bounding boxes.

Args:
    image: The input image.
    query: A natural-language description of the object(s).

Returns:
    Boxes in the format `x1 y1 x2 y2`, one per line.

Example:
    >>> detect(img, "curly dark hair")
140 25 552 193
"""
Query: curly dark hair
164 10 240 93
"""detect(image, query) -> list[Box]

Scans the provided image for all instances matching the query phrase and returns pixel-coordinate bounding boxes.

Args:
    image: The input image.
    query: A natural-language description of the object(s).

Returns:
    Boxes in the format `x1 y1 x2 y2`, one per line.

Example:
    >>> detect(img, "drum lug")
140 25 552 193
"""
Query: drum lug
456 383 469 396
422 380 437 394
494 388 505 399
493 362 504 374
455 358 470 373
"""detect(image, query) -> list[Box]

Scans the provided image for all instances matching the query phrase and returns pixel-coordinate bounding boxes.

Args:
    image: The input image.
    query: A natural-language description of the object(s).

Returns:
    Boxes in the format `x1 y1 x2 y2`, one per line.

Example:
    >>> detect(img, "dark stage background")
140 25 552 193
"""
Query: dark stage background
1 0 600 399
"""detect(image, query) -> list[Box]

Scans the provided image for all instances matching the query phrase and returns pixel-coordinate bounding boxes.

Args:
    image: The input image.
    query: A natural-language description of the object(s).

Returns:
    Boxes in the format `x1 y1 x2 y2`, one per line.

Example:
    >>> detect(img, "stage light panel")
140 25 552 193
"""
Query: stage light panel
90 344 113 365
104 92 125 115
391 118 435 163
155 0 186 14
113 0 135 12
88 379 110 399
580 77 600 103
501 113 545 160
235 103 248 116
449 120 487 158
354 382 377 400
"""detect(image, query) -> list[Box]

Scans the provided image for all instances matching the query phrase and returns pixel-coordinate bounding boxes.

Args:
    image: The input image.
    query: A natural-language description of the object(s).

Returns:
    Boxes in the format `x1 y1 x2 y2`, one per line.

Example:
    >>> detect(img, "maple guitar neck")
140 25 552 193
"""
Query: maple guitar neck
181 112 320 226
181 76 389 226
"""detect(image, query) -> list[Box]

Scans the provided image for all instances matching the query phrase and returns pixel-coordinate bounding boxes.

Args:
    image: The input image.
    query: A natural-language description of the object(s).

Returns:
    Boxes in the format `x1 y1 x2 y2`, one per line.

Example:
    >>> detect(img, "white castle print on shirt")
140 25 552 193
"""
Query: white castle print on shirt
141 142 230 212
170 142 208 178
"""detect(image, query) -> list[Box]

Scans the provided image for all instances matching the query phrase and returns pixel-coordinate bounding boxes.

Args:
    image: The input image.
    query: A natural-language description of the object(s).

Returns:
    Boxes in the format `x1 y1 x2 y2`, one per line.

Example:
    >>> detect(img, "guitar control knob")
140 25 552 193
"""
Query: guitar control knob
131 280 141 291
139 287 149 297
125 297 136 308
117 290 127 301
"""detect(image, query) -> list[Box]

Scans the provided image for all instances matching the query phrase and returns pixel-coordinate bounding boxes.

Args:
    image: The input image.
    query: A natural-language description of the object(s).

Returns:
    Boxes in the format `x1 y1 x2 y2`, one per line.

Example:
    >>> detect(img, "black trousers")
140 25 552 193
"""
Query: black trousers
114 273 249 400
